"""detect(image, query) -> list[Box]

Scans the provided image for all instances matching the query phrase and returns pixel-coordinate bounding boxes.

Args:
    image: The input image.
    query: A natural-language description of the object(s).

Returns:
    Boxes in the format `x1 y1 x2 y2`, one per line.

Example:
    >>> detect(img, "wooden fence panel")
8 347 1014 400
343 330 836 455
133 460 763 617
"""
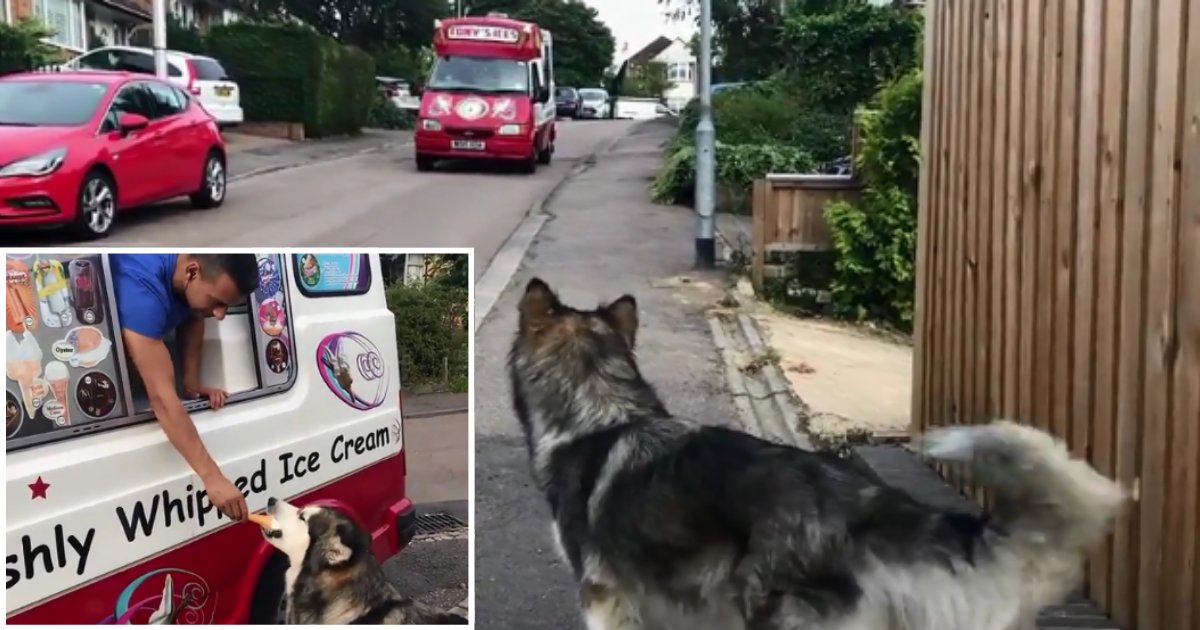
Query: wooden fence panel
749 175 861 291
914 1 1200 628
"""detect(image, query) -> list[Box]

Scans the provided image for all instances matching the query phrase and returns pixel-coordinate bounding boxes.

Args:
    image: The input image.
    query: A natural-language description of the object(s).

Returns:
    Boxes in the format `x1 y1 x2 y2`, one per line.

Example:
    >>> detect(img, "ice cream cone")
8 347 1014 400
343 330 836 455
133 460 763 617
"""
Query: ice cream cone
45 362 69 425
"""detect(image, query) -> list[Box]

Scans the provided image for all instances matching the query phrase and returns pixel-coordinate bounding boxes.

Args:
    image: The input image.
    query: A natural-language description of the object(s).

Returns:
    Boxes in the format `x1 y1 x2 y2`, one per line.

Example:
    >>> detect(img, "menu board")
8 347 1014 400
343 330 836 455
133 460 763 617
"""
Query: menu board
252 253 295 389
6 254 128 448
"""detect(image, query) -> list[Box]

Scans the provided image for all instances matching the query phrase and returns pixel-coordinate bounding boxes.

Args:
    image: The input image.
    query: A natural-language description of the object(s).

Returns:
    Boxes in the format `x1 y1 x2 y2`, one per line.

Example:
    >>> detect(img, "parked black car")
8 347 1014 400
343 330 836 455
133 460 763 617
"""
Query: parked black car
556 87 580 118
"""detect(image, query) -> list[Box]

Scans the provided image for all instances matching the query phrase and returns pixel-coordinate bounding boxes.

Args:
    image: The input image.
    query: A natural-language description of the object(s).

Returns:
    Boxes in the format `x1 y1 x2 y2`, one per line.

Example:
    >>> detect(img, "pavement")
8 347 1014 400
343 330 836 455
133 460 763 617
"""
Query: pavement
473 119 740 629
405 391 469 418
0 120 633 282
381 402 470 619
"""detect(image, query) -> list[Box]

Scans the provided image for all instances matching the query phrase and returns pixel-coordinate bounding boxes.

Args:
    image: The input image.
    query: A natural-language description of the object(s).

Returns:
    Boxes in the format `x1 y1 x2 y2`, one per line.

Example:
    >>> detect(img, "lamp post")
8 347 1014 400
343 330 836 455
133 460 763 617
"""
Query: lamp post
693 0 715 268
152 0 167 78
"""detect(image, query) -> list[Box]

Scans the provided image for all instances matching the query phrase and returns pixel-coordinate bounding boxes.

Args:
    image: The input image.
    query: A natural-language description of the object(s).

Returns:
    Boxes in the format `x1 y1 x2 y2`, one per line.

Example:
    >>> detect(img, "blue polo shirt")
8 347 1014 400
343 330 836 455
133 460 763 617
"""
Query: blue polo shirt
110 254 192 339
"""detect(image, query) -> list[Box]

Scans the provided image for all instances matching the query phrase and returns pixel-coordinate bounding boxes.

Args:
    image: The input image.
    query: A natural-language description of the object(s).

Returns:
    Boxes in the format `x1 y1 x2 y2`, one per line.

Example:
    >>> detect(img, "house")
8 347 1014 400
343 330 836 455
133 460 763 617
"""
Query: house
3 0 242 55
622 35 696 112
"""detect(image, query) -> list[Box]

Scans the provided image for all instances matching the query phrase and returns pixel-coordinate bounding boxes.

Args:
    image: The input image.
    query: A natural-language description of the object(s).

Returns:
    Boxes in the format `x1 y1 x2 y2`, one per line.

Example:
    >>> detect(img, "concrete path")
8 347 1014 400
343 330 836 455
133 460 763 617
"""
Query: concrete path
473 119 740 630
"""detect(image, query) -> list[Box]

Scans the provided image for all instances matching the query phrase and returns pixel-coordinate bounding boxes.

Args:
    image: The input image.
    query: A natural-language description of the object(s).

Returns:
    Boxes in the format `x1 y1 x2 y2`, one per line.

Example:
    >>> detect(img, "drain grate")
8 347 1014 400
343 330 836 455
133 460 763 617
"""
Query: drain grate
415 512 466 534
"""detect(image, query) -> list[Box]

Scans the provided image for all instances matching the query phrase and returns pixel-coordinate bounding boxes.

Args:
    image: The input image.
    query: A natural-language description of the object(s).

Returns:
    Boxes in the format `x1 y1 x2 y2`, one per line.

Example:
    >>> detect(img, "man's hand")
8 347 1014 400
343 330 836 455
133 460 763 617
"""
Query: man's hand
186 384 229 410
203 472 248 521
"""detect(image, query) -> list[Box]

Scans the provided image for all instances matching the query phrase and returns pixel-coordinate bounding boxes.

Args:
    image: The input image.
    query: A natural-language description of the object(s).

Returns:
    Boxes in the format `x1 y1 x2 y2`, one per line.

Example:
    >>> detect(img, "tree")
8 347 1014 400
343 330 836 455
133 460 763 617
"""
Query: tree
0 19 57 75
623 61 673 99
235 0 450 54
452 0 615 87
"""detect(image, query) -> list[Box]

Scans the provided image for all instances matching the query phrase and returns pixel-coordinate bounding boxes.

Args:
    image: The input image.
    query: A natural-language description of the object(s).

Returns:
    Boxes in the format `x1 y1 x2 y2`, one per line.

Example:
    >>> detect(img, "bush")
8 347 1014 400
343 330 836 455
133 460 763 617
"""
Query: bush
386 283 468 393
167 16 207 55
670 83 852 165
824 68 923 329
0 20 57 75
206 23 374 138
652 142 816 207
366 93 414 130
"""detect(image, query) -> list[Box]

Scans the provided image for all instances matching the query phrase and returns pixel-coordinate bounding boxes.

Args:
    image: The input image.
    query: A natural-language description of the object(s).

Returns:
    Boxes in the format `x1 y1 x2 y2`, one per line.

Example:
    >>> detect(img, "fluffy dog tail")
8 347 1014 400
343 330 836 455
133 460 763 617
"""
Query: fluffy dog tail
918 420 1131 549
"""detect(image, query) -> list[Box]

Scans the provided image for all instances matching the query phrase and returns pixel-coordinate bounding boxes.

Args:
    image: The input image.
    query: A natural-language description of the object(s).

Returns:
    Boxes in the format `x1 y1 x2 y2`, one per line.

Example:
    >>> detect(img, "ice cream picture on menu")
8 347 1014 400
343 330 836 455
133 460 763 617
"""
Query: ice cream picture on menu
5 254 123 442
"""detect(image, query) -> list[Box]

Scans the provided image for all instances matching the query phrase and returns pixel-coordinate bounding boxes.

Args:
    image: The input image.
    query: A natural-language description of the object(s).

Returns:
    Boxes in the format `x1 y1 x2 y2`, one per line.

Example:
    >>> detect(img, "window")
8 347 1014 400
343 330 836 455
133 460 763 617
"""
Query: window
34 0 84 49
0 81 109 126
667 62 693 82
145 81 186 117
189 58 229 81
100 83 155 132
428 56 529 93
293 254 372 297
76 49 182 77
6 253 298 452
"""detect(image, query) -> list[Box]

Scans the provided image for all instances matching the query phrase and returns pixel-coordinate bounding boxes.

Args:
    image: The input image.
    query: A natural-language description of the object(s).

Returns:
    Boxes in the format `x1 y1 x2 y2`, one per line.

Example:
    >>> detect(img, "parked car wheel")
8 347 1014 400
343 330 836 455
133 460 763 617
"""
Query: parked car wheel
71 169 118 239
189 150 227 209
416 154 435 172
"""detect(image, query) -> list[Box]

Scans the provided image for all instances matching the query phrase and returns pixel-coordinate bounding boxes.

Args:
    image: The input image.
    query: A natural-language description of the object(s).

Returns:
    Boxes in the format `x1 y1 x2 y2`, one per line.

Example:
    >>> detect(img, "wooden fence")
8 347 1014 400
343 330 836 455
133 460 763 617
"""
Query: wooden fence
750 174 861 291
912 1 1200 629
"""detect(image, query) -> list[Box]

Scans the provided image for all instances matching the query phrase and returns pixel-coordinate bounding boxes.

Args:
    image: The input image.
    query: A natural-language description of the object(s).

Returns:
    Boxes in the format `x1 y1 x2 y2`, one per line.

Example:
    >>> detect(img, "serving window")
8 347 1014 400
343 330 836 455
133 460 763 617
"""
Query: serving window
292 254 372 297
5 253 297 452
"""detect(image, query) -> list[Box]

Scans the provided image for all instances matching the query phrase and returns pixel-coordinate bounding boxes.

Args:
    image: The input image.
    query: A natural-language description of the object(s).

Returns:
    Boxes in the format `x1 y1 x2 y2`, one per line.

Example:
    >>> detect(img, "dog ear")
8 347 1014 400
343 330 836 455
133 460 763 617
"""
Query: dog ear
605 295 638 347
519 277 558 333
322 535 354 566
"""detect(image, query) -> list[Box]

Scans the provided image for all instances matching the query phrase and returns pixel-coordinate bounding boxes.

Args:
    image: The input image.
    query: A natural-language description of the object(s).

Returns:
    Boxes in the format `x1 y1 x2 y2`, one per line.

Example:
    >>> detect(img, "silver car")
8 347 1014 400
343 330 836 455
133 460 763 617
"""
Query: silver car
577 88 610 119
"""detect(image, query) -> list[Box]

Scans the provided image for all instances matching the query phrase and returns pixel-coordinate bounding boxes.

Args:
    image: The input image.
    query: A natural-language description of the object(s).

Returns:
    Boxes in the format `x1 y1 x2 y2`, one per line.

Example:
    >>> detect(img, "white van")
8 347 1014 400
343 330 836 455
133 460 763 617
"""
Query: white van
5 253 413 623
65 46 244 127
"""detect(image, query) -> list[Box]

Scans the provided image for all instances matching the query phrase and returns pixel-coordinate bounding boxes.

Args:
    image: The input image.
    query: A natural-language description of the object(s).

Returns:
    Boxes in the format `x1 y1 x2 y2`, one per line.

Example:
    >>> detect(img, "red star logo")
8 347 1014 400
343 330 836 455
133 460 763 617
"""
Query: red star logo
29 476 50 500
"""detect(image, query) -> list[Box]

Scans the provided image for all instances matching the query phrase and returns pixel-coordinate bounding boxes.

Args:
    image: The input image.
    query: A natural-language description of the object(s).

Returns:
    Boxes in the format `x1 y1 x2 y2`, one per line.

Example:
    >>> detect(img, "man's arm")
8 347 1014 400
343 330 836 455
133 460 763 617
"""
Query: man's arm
122 327 222 481
178 315 228 409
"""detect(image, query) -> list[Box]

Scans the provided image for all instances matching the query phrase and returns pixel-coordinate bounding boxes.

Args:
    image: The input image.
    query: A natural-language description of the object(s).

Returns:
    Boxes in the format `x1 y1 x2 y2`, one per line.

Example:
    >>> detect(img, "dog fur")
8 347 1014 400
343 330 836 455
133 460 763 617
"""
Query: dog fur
258 497 467 625
507 277 1129 630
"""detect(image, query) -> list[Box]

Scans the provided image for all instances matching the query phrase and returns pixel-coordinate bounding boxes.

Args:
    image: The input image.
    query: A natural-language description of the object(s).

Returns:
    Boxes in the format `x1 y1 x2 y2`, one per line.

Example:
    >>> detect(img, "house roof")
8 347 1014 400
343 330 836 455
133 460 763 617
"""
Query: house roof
625 36 674 66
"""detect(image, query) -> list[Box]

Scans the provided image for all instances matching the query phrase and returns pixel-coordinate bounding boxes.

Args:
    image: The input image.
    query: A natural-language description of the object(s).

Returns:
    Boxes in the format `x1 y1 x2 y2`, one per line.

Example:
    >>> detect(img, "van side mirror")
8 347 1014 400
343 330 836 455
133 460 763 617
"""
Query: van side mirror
537 86 551 103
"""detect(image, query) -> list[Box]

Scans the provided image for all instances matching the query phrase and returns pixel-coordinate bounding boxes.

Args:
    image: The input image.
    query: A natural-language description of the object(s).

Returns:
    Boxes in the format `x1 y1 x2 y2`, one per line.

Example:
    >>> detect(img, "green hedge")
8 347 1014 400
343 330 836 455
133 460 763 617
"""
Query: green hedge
670 83 852 165
651 142 816 208
367 93 415 130
386 283 468 393
824 68 923 329
206 23 374 138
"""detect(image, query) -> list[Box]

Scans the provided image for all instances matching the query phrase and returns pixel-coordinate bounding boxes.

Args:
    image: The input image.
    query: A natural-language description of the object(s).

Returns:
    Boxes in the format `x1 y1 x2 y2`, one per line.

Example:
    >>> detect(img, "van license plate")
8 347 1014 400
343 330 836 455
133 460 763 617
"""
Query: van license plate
215 86 232 97
451 140 485 150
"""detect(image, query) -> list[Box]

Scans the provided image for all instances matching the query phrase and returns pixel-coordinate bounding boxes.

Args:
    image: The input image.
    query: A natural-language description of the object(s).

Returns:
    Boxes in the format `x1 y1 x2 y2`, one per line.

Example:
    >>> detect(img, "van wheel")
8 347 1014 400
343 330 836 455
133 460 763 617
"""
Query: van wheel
416 154 435 172
249 552 288 624
518 154 537 174
537 140 552 165
190 150 226 209
71 170 118 240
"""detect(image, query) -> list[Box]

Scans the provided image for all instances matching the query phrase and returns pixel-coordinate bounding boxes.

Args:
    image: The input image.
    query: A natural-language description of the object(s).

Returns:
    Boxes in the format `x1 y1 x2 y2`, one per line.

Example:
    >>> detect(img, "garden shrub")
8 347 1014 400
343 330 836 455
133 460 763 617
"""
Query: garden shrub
824 68 923 329
366 93 414 130
652 142 815 207
386 283 468 393
0 20 57 75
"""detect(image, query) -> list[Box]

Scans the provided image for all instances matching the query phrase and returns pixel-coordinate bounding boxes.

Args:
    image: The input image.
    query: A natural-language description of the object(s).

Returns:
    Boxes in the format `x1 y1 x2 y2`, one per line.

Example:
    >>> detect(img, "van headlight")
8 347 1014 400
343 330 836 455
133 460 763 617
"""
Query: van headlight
0 147 67 178
421 118 442 131
497 124 524 136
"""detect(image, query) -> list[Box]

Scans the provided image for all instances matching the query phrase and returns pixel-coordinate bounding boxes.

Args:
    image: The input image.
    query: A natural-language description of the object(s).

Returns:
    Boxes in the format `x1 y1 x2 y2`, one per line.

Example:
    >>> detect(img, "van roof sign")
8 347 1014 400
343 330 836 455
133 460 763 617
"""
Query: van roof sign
446 24 520 43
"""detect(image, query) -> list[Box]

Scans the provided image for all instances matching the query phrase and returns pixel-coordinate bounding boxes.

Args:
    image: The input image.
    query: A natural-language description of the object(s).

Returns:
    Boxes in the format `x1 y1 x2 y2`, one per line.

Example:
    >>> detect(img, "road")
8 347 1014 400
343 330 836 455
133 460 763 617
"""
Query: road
0 119 634 279
384 409 470 617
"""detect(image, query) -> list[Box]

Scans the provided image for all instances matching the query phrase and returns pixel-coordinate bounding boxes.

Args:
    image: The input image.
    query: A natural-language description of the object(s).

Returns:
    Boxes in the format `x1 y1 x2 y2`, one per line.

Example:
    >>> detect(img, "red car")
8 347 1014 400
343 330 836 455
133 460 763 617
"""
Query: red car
0 70 227 239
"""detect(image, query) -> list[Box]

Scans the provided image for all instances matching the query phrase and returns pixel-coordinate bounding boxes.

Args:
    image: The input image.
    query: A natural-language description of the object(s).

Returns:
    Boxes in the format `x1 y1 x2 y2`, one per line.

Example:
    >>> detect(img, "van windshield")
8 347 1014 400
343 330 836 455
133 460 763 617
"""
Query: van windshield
428 56 529 94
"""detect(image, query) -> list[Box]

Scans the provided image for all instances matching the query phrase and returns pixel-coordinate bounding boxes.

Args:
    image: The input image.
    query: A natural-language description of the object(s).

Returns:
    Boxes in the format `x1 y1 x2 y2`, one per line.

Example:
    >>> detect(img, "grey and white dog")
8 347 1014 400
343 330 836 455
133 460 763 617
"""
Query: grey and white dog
507 277 1130 630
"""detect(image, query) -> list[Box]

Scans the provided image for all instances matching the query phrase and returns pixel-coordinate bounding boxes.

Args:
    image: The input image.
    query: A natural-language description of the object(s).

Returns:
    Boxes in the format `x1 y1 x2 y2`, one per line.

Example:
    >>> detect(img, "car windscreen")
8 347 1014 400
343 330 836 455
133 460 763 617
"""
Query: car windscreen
190 58 230 81
0 81 109 126
556 88 576 98
428 56 529 94
579 89 607 101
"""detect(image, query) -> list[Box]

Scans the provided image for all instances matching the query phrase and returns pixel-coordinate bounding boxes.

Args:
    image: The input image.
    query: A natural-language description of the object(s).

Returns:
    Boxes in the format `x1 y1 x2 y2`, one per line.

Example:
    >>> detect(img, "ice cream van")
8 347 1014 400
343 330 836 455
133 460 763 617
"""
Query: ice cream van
413 13 556 173
5 252 413 624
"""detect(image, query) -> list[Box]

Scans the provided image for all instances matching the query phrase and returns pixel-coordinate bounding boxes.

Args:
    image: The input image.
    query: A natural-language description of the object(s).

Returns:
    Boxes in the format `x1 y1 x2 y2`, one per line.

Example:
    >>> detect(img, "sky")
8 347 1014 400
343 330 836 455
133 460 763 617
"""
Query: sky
582 0 697 63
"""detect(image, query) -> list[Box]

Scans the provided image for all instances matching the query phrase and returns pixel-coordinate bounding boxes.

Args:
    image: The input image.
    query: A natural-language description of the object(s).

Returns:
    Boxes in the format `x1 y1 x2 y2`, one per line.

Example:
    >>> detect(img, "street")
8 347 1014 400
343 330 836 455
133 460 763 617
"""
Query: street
384 398 471 617
0 120 633 279
473 120 740 629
